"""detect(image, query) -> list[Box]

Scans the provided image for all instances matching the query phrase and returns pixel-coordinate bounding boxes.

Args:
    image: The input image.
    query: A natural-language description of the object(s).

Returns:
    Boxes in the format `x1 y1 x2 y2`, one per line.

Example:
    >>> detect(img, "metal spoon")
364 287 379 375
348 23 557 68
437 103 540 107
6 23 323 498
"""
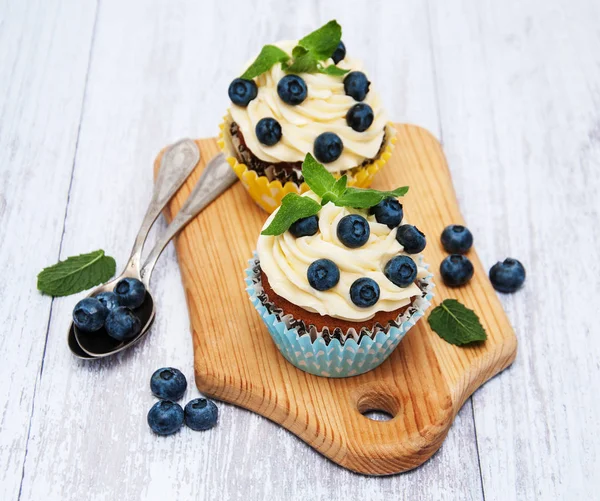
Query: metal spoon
69 142 237 358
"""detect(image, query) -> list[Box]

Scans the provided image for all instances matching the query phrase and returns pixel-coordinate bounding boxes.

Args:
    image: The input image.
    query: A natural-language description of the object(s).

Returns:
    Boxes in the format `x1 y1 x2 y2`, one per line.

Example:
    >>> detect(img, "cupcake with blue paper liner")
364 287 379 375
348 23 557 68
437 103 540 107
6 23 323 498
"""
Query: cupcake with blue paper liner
245 154 434 378
218 20 396 213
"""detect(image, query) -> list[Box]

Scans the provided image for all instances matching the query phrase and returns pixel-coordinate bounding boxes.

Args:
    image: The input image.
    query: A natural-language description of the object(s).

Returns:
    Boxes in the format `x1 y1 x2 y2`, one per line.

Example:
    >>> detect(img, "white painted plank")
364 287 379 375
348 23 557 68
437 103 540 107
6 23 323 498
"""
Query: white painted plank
0 0 96 499
17 0 483 500
428 0 600 498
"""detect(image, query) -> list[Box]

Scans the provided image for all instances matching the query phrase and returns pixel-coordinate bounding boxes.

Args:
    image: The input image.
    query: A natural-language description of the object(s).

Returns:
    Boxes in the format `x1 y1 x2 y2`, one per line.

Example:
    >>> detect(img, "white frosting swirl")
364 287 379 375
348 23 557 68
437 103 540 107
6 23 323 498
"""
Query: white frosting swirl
257 193 428 322
229 40 388 172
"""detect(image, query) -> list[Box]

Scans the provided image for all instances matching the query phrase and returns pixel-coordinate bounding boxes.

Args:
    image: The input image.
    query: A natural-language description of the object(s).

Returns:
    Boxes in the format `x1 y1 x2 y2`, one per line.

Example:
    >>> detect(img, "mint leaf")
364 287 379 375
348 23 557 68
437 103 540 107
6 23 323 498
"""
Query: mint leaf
285 50 319 74
299 20 342 60
302 153 337 197
321 175 347 205
241 45 290 79
261 193 321 236
318 65 350 76
334 186 409 209
427 299 487 346
37 250 116 297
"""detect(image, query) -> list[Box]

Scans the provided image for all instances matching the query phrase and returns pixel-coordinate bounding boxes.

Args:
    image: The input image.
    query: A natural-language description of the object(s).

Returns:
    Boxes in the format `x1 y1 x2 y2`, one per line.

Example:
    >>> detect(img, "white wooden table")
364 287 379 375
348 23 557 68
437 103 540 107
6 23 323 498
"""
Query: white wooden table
1 0 599 499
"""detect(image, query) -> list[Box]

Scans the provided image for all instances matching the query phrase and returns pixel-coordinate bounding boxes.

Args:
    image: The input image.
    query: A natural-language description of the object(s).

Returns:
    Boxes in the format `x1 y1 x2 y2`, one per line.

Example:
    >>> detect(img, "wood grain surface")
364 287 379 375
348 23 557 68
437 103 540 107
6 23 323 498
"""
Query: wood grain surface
156 124 517 475
2 0 599 499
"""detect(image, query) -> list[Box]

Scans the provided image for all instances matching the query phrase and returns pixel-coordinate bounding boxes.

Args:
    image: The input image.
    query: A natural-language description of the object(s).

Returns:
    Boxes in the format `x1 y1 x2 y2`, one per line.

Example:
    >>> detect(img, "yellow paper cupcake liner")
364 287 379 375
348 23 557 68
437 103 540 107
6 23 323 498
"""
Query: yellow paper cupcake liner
218 115 397 214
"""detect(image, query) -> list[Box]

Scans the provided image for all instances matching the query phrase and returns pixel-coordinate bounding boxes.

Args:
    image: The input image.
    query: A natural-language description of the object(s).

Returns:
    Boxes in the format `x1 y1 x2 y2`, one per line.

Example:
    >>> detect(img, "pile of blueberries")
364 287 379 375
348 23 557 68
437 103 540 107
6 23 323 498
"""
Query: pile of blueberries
72 277 147 341
439 225 525 292
293 197 426 307
228 42 375 165
147 367 218 436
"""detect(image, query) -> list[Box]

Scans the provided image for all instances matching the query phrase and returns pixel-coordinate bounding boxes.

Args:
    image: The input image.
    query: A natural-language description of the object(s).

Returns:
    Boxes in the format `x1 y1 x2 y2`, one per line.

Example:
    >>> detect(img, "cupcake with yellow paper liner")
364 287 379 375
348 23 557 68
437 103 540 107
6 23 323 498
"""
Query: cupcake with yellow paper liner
245 154 434 378
219 20 396 213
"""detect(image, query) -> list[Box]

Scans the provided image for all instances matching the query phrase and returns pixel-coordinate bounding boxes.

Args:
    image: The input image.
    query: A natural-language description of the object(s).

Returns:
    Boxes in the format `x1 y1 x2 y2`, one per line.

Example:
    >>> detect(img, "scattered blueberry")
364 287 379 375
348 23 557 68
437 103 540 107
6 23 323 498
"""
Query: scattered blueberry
150 367 188 401
350 278 380 307
440 255 474 287
343 71 370 101
337 214 370 248
228 78 258 107
369 197 403 228
255 117 282 146
307 259 340 291
384 255 418 288
346 103 374 132
441 225 473 254
489 258 526 293
184 398 219 431
114 277 146 308
314 132 343 163
147 400 184 436
331 41 346 64
289 215 319 237
277 75 307 105
396 225 426 254
72 297 108 332
105 306 141 341
95 291 121 311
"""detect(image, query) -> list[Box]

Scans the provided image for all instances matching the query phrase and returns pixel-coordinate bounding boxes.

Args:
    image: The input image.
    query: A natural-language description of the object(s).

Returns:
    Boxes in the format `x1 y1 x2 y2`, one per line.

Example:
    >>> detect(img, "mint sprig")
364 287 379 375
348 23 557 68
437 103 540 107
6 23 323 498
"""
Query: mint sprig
298 20 341 60
261 154 409 236
241 45 290 80
37 249 116 297
427 299 487 346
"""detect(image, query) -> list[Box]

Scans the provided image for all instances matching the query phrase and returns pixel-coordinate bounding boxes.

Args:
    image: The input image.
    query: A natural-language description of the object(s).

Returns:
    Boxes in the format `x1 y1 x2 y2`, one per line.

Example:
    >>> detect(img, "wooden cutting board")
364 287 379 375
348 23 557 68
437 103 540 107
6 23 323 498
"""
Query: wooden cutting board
154 124 517 475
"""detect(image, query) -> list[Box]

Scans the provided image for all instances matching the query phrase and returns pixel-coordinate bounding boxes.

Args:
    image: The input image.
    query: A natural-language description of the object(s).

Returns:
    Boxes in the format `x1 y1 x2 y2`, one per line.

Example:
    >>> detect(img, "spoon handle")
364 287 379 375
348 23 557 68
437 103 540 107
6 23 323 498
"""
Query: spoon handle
139 153 237 283
126 139 200 272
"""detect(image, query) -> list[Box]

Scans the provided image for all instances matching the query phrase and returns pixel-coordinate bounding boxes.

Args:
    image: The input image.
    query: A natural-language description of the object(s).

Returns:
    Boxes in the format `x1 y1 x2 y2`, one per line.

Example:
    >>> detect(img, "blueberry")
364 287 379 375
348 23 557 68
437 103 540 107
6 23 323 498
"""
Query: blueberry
331 41 346 64
396 224 426 254
277 75 307 105
441 225 473 254
384 255 418 288
72 298 108 332
346 103 374 132
147 401 184 436
314 132 343 163
150 367 188 401
114 277 146 308
489 258 526 293
350 278 380 307
255 117 282 146
95 291 121 311
307 259 340 291
343 71 370 101
184 398 219 431
337 214 370 248
105 306 141 341
228 78 258 107
289 215 318 237
369 197 403 228
440 255 474 287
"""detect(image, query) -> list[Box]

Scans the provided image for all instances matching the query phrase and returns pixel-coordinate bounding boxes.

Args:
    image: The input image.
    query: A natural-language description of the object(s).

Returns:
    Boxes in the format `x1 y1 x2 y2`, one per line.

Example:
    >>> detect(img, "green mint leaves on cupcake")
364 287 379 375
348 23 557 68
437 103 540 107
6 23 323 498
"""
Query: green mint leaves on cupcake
428 299 487 346
37 249 116 297
261 154 409 236
241 21 349 80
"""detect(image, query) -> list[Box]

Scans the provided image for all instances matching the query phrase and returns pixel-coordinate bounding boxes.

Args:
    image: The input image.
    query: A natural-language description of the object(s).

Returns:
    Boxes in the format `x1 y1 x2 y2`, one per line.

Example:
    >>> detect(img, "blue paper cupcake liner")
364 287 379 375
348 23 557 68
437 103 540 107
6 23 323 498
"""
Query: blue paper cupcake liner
245 253 435 378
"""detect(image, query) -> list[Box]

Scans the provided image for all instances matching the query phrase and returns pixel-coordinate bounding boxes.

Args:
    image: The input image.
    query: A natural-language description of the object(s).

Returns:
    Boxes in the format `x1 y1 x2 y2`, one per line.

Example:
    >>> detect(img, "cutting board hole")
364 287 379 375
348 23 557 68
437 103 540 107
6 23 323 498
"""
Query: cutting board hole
356 391 400 421
361 410 394 421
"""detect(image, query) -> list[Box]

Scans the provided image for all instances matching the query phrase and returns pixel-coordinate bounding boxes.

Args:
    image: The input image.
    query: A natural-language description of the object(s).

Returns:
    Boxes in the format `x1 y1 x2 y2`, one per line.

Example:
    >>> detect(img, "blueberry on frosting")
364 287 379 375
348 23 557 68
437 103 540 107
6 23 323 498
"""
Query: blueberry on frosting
289 215 318 237
228 78 258 107
307 259 340 291
314 132 343 163
332 41 346 64
337 214 370 248
277 75 308 105
346 103 374 132
370 197 403 228
350 278 380 307
384 255 417 288
343 71 370 101
256 117 282 146
396 224 426 254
